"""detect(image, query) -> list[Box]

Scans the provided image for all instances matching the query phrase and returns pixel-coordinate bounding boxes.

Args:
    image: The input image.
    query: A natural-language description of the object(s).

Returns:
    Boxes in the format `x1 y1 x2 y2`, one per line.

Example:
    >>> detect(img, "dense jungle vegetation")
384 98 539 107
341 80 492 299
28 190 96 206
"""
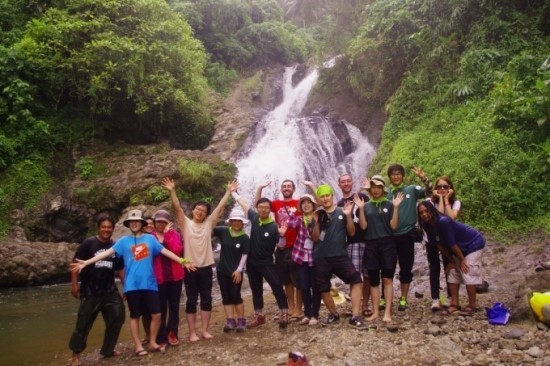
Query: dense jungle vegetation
0 0 548 238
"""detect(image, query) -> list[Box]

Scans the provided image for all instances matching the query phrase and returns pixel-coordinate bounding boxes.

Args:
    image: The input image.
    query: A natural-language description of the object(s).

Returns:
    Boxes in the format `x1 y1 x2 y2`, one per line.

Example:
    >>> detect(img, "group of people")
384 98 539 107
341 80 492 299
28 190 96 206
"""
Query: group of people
66 163 486 365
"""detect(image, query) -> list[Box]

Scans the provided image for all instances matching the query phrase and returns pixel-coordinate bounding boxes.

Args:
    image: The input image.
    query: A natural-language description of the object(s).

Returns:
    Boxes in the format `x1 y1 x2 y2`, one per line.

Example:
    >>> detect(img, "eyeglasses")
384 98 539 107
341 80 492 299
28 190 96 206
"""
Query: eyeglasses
436 184 450 190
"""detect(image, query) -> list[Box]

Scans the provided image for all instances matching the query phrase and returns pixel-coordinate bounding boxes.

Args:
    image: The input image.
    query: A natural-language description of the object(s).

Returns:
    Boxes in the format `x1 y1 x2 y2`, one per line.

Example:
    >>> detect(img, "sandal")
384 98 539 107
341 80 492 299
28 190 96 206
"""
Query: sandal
458 306 480 316
149 344 166 353
135 349 148 357
362 309 373 317
441 305 460 316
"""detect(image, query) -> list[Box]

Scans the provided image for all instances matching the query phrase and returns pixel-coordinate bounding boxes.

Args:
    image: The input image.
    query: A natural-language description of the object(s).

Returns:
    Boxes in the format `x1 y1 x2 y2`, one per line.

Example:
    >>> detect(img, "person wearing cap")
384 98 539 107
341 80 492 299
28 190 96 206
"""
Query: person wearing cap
70 209 196 357
337 173 372 316
143 209 184 346
310 184 366 329
161 177 238 342
232 187 290 328
67 214 125 366
386 163 432 311
255 179 303 320
284 193 321 326
355 175 404 322
417 201 485 316
212 209 251 332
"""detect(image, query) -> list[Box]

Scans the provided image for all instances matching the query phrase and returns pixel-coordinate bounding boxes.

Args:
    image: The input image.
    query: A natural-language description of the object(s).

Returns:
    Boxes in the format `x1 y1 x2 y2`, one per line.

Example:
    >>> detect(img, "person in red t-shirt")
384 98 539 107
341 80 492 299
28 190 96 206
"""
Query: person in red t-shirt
255 179 303 319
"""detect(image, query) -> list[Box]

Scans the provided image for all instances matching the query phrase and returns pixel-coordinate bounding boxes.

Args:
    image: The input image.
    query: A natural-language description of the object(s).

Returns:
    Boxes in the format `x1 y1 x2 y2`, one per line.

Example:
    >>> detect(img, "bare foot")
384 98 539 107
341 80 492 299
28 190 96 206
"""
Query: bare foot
189 333 200 342
366 313 379 322
202 331 213 340
383 315 392 322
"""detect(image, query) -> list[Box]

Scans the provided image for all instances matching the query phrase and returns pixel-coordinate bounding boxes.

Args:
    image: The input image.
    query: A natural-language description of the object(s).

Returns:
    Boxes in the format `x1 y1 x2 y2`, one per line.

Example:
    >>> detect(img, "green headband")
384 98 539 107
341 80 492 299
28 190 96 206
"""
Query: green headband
316 184 333 197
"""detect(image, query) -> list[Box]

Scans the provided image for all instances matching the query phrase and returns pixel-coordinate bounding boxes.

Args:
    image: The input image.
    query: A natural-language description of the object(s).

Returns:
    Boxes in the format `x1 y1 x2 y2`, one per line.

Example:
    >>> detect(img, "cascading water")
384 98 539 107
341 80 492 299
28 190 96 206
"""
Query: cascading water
235 63 375 201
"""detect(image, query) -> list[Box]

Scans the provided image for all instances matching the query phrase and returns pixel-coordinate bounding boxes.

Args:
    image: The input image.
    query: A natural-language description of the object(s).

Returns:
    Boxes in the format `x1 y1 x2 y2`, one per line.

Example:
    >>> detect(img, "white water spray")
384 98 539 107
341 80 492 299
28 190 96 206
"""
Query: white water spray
235 63 375 201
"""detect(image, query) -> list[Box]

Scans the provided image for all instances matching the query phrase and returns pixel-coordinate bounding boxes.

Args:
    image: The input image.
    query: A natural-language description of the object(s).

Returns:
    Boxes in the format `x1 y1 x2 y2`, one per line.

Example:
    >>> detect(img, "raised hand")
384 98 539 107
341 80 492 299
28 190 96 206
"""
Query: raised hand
70 259 86 273
259 180 272 189
352 193 365 209
278 221 288 236
227 179 239 193
342 200 354 215
361 176 371 190
161 177 176 191
392 192 404 208
411 166 427 180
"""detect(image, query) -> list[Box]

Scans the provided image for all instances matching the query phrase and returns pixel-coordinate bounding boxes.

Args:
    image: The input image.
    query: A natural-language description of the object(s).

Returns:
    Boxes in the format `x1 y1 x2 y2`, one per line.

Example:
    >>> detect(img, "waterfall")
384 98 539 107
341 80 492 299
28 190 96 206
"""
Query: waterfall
235 64 375 202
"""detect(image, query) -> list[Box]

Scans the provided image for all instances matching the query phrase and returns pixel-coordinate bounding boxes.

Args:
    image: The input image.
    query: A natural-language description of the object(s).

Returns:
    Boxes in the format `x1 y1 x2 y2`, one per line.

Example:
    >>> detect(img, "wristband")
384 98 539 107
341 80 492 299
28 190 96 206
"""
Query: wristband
179 257 191 265
231 192 240 200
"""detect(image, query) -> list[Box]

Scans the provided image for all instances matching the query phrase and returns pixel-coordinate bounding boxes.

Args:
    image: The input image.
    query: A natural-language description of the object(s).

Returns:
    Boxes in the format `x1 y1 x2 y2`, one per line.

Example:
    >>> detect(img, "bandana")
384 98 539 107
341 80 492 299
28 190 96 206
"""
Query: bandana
389 183 404 193
258 217 274 226
229 228 245 237
369 197 389 207
316 184 333 197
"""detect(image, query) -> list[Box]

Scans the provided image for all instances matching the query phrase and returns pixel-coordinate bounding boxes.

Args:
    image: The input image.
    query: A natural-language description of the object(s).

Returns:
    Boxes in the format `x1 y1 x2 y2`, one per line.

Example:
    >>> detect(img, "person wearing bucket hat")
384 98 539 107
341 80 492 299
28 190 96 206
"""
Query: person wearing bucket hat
337 173 372 317
162 177 239 342
284 194 321 325
355 176 404 322
310 183 367 329
213 209 251 333
141 209 184 347
70 209 196 357
386 164 433 312
417 201 485 316
232 185 290 329
68 214 125 366
255 179 303 320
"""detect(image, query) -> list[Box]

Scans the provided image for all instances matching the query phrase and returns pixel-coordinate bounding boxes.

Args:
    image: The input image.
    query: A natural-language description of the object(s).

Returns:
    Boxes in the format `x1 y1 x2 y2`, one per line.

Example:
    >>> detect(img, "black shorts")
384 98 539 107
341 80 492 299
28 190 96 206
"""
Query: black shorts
364 236 397 271
314 256 362 293
275 247 299 287
125 290 160 318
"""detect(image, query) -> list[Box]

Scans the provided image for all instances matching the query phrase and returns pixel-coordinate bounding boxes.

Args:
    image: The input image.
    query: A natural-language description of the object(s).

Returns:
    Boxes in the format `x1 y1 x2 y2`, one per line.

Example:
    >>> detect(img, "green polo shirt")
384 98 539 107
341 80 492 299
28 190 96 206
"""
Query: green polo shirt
213 226 250 277
247 209 279 266
313 207 349 258
387 184 426 235
364 201 394 241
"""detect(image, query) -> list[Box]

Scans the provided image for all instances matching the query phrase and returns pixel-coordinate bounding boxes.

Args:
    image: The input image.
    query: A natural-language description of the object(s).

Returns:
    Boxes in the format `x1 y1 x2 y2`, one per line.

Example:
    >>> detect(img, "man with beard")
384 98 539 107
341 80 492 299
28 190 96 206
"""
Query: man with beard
255 179 303 319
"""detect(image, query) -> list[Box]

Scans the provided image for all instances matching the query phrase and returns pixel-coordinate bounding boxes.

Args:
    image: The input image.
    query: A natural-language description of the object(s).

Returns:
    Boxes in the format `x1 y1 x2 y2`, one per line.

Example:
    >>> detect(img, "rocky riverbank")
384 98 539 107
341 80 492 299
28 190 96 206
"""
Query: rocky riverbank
67 231 549 366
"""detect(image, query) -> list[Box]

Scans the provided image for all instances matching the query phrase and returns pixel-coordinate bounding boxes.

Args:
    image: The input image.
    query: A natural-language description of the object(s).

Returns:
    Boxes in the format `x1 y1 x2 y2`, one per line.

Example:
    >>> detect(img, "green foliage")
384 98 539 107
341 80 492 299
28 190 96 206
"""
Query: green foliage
0 159 51 236
204 61 238 95
13 0 211 147
176 158 236 202
147 185 169 203
75 156 107 181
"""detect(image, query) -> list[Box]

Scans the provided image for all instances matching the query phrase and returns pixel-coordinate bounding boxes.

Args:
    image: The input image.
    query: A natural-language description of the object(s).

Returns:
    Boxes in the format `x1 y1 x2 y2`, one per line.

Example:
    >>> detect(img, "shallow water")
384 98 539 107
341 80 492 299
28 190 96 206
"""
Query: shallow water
0 284 132 366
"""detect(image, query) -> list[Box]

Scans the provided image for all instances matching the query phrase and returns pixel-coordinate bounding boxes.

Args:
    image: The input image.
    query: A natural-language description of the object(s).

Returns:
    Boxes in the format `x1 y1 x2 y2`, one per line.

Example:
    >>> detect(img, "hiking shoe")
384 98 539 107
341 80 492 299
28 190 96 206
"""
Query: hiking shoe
321 312 340 326
278 313 290 329
398 297 408 311
223 318 236 332
379 298 386 310
168 331 179 346
236 318 246 333
247 314 266 328
349 315 367 330
298 317 310 325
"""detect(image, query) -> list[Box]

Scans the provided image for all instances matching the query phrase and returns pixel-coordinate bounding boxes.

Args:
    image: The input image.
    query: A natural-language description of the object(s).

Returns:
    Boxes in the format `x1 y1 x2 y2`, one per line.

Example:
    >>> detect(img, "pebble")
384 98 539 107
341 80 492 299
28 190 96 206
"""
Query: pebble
503 327 526 339
526 346 543 358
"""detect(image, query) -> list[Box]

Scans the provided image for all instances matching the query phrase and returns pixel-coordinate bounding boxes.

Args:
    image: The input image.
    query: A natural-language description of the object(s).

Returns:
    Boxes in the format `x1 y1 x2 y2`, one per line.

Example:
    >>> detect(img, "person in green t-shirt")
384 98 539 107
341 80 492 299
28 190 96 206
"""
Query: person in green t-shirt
213 209 250 333
385 163 432 311
232 188 290 329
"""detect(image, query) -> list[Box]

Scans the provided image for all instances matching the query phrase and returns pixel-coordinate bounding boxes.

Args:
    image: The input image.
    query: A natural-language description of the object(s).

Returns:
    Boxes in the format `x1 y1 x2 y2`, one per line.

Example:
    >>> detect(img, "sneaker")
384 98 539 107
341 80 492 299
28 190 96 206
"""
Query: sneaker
298 317 310 325
247 314 266 328
168 331 179 346
431 299 441 312
236 318 246 333
223 318 236 332
308 317 319 326
398 297 408 311
278 313 290 329
349 315 367 330
321 312 340 326
379 298 386 310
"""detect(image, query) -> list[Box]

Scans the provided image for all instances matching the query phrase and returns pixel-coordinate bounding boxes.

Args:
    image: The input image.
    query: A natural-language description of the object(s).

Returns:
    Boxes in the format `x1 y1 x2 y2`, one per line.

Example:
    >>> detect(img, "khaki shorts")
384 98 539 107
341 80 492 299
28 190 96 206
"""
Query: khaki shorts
448 249 483 285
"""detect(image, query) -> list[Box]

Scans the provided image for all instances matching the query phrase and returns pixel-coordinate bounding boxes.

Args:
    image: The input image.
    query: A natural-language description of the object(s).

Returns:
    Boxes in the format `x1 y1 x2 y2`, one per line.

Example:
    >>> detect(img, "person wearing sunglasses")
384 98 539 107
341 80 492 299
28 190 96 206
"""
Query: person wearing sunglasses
426 176 461 311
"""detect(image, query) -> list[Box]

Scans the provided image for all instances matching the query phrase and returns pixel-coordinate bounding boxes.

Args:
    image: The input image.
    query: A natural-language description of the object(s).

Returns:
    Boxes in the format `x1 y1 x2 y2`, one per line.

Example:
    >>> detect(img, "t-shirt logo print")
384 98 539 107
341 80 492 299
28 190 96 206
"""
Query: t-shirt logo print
132 243 149 261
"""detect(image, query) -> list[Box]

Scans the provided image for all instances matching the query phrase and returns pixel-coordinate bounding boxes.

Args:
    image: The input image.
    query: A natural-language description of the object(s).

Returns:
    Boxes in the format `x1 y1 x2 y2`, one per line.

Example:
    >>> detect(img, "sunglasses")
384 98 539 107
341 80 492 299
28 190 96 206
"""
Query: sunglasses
436 184 450 190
